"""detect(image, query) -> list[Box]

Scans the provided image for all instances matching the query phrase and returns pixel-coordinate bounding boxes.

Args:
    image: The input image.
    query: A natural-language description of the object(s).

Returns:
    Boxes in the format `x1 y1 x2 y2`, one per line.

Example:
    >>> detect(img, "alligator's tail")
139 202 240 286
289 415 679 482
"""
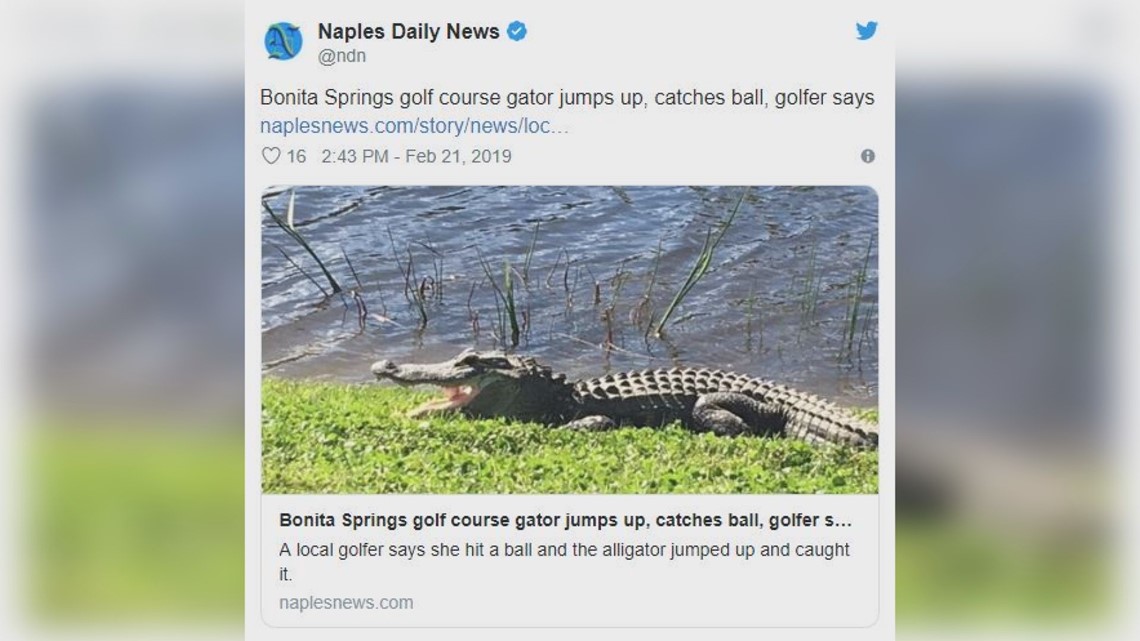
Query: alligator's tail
766 385 879 447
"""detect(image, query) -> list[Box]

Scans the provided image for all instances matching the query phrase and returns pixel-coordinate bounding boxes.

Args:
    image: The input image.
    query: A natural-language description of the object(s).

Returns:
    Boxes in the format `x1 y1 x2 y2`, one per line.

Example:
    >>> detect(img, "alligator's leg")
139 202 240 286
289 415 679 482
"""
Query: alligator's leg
561 416 618 431
692 393 787 437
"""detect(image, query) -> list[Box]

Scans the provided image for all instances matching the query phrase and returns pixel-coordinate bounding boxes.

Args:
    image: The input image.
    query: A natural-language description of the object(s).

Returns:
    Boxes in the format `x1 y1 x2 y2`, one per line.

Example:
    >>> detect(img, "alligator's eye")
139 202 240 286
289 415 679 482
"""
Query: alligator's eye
482 358 511 369
458 354 481 366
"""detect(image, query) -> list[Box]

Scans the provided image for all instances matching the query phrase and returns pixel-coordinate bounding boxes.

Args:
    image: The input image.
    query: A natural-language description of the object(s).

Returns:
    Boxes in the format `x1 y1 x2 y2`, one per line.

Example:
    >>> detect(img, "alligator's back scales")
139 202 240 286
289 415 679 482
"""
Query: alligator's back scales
573 368 876 447
371 350 878 448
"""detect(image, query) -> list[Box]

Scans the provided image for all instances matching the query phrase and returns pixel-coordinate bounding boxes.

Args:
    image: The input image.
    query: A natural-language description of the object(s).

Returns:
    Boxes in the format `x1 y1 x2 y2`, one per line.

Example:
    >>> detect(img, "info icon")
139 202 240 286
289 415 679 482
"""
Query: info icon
265 22 303 60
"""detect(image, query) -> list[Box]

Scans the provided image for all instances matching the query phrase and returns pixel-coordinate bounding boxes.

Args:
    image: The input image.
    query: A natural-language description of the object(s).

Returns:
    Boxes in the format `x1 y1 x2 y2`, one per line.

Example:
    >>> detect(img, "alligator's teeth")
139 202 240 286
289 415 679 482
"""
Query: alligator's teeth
408 385 480 418
445 385 477 403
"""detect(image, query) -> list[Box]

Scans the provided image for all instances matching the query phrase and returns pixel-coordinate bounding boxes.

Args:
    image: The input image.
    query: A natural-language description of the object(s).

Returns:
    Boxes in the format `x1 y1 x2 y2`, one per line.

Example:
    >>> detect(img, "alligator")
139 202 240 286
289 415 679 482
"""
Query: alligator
370 349 878 448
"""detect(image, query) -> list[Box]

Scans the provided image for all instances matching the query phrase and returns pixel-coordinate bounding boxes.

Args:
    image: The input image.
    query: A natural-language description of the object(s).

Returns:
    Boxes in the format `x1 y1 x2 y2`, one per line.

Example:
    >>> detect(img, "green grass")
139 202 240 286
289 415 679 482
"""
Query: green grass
896 518 1112 626
30 426 243 622
262 379 878 494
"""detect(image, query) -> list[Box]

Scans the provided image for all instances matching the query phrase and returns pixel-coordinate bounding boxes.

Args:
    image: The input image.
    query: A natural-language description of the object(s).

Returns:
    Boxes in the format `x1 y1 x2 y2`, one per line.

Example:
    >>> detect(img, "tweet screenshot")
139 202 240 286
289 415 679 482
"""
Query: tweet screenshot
247 0 893 635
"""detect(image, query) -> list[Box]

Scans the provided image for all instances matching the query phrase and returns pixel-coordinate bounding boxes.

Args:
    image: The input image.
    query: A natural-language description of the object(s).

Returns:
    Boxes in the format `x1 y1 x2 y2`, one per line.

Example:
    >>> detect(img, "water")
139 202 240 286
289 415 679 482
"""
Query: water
261 186 877 405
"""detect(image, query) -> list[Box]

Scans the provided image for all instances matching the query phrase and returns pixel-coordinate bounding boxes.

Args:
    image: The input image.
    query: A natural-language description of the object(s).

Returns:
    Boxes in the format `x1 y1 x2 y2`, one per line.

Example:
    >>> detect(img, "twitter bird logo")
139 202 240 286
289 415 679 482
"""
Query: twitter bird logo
856 21 878 40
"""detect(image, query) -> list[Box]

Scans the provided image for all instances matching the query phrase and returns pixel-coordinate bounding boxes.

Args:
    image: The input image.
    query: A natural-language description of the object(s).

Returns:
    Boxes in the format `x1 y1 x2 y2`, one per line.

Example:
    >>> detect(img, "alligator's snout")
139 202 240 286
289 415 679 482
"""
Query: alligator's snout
369 356 484 417
371 360 397 377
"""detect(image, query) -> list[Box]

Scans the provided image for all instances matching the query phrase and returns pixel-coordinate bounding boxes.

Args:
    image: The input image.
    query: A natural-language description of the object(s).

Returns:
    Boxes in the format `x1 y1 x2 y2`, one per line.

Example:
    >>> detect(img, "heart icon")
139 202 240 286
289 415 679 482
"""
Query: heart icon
262 147 282 164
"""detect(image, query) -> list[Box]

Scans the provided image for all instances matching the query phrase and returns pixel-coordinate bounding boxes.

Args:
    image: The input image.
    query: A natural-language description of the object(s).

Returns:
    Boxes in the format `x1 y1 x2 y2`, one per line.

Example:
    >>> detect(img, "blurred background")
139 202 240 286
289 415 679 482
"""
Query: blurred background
5 1 245 638
895 1 1135 637
4 0 1137 639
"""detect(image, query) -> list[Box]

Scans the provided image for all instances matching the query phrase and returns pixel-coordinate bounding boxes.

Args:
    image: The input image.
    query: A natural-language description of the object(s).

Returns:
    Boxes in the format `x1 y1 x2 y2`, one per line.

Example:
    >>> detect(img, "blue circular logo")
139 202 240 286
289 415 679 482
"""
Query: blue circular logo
265 23 303 60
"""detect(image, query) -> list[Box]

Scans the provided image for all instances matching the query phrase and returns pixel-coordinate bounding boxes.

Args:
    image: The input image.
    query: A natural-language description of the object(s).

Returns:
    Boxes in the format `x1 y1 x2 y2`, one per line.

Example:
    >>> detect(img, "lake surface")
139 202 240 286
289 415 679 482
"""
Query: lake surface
262 186 877 405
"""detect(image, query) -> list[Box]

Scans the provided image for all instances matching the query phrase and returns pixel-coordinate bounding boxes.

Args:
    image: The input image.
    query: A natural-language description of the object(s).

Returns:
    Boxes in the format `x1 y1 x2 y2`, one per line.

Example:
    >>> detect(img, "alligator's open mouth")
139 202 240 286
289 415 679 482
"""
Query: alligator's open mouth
371 358 484 417
408 385 481 417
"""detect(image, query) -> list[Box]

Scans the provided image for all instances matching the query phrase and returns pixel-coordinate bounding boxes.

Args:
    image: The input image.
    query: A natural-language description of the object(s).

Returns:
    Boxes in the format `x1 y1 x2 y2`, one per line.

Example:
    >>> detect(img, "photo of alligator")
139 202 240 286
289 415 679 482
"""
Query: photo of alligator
371 349 878 447
261 185 878 494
